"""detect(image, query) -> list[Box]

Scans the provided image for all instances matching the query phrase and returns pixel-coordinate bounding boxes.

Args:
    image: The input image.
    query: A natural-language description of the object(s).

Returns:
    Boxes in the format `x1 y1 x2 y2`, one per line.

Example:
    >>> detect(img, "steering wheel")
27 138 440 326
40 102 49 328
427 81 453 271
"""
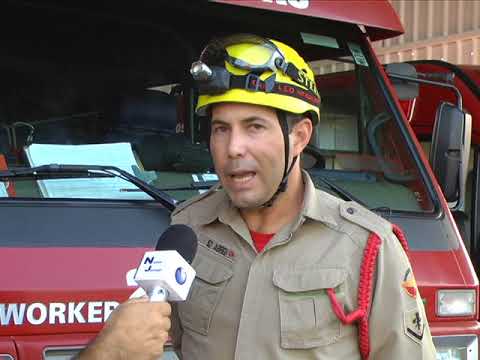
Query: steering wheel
366 112 416 183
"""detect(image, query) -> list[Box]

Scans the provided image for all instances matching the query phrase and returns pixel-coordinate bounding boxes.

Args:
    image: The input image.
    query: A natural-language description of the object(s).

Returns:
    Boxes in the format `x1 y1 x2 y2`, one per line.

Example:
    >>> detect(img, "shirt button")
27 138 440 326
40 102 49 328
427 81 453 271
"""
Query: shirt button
347 207 355 214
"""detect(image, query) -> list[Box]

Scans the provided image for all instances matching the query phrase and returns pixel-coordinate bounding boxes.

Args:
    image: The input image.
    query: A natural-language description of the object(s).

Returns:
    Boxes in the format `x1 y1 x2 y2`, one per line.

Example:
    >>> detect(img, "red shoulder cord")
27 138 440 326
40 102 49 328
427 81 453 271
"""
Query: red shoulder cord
326 223 408 360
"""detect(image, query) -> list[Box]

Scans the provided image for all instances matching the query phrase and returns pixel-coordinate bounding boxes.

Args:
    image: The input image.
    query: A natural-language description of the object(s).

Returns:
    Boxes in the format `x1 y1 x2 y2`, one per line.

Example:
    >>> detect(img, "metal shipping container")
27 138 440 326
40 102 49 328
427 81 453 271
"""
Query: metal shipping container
374 0 480 65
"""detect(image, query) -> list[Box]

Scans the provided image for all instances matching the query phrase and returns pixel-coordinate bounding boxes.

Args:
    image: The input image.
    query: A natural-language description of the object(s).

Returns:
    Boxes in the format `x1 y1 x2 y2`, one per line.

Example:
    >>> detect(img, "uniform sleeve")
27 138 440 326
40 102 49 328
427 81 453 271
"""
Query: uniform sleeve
368 231 437 360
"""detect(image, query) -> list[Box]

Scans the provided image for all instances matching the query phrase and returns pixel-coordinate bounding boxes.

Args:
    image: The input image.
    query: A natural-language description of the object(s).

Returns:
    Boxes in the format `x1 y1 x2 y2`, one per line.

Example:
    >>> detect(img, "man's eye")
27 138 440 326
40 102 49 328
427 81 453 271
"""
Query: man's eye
250 124 264 131
213 126 228 134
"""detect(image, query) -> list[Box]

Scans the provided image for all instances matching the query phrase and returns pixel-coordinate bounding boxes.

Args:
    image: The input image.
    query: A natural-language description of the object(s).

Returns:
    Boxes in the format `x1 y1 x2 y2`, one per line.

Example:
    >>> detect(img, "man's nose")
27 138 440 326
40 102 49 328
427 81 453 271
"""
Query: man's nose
227 131 247 159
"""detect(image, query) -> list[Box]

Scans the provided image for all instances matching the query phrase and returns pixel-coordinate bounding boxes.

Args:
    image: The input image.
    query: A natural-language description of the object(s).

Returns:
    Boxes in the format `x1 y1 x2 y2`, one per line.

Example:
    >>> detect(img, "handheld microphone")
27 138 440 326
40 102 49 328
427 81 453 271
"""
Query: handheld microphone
134 224 198 302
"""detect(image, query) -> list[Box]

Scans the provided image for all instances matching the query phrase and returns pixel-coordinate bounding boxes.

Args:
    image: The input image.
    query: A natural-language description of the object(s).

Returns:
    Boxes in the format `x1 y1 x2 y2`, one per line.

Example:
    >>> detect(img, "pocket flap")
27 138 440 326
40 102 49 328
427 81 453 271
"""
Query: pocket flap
273 267 347 292
193 243 234 284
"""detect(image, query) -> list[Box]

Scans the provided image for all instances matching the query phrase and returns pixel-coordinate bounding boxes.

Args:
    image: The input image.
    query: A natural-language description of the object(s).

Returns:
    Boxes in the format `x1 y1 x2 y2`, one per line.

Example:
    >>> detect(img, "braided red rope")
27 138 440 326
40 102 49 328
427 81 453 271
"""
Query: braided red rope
326 224 409 360
357 232 382 360
392 223 409 252
326 232 381 359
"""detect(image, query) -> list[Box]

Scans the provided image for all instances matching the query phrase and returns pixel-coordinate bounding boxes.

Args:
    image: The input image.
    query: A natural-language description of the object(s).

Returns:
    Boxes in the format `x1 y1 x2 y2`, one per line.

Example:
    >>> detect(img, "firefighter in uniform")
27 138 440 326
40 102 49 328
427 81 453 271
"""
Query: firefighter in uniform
169 34 437 359
78 34 437 360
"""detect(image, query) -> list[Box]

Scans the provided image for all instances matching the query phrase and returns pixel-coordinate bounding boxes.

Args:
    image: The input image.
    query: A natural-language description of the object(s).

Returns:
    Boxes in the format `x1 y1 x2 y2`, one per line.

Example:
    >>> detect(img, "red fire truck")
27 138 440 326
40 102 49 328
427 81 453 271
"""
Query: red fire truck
0 1 478 359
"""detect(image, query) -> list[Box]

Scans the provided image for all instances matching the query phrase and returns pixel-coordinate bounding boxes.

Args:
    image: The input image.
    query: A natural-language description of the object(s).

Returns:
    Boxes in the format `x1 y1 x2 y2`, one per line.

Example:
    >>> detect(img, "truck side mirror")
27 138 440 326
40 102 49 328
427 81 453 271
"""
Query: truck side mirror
430 102 472 210
385 63 419 100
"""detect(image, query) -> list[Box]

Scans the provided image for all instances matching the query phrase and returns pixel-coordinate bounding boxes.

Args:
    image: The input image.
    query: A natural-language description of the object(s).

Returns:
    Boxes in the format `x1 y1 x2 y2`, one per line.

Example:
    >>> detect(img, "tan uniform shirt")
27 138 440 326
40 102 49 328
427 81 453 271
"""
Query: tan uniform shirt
170 172 436 359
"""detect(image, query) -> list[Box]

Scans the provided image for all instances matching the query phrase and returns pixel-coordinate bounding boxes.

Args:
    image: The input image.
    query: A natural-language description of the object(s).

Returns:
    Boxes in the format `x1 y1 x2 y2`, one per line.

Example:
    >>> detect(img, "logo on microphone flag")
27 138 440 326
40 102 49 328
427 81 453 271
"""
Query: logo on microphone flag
175 267 187 285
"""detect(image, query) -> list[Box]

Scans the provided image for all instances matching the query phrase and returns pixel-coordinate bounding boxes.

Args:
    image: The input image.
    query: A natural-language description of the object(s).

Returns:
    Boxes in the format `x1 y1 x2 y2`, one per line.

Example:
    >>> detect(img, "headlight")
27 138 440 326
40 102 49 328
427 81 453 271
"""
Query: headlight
437 289 476 317
433 335 478 360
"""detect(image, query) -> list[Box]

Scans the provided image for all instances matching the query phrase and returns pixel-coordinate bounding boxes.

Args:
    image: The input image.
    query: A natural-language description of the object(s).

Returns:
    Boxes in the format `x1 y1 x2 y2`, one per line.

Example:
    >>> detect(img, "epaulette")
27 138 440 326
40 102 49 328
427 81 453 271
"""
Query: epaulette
171 182 222 217
339 201 392 238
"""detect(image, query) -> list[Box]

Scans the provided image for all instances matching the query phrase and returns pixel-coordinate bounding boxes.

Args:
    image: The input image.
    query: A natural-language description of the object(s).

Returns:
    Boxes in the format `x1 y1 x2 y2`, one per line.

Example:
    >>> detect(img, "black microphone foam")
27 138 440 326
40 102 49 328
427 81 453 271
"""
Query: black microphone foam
155 224 198 264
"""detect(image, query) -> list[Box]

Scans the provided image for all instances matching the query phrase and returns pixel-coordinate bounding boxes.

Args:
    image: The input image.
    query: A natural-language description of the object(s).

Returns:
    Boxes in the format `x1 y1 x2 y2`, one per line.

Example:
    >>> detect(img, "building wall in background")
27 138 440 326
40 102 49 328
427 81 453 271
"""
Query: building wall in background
374 0 480 65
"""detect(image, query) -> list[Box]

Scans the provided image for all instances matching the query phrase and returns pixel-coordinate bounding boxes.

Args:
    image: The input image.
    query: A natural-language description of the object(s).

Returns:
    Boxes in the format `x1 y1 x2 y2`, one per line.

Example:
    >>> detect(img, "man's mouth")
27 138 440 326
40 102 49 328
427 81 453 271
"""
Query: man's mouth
229 171 256 184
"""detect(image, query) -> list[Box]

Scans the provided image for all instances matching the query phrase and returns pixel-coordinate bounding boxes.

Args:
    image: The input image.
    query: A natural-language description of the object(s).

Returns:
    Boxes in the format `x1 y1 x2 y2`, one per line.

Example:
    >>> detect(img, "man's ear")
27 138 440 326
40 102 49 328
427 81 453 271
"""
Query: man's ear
290 118 313 157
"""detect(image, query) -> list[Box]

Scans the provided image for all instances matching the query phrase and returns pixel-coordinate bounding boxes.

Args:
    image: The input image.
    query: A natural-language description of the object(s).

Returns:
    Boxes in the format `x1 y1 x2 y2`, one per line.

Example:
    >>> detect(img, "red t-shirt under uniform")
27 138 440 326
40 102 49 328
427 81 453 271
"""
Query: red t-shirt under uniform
250 230 275 252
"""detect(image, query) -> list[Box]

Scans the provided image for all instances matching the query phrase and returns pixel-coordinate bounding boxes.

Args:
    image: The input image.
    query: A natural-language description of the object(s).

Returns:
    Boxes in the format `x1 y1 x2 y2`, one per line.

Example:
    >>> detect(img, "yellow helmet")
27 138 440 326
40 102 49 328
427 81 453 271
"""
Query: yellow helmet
191 34 320 125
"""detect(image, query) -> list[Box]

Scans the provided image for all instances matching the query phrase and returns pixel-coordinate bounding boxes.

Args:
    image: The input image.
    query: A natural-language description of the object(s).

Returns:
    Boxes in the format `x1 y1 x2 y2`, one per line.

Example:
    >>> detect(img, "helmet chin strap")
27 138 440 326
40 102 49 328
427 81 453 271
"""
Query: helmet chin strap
260 110 297 208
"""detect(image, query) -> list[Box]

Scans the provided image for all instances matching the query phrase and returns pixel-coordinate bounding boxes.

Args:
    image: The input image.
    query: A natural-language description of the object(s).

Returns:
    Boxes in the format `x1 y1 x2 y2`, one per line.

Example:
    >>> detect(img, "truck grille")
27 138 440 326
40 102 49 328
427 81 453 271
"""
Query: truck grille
43 346 180 359
43 347 83 360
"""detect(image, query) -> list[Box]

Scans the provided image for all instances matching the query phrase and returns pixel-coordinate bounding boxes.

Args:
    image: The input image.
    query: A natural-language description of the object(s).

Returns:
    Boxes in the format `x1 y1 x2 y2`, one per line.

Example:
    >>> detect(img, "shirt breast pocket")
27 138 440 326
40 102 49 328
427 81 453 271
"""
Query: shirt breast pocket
273 267 350 349
178 242 234 335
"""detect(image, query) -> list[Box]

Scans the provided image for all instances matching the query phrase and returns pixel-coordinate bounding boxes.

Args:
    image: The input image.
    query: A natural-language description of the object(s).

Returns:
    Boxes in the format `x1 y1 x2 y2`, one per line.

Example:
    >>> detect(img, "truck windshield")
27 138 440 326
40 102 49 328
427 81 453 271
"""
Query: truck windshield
0 30 434 213
306 38 434 213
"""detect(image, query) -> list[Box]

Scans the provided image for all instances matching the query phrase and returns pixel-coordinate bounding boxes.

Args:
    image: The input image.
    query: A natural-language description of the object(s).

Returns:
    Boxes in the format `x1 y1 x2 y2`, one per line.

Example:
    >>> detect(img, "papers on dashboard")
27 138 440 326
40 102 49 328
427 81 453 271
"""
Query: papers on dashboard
24 143 152 199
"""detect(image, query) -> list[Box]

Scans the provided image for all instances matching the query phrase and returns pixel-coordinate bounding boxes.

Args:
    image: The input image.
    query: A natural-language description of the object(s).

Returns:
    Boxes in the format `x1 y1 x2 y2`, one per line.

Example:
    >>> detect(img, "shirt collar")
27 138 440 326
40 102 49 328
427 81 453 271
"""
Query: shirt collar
300 170 338 227
185 184 229 226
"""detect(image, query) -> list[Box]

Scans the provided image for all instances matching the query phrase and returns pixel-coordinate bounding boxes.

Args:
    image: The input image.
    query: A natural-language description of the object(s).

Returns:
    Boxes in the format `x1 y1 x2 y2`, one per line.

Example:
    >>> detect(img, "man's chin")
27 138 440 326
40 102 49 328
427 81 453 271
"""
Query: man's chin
228 192 271 209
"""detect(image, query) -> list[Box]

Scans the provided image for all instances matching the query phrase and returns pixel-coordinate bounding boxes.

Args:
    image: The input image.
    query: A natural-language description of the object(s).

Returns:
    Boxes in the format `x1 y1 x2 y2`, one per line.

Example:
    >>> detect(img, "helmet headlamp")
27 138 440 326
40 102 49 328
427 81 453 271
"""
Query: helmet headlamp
190 61 213 81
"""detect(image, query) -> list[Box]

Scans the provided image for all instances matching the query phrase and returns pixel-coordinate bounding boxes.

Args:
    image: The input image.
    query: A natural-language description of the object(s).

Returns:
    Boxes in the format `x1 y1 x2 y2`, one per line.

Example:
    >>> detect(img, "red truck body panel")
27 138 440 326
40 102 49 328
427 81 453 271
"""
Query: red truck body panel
0 338 17 359
410 250 479 323
210 0 404 41
13 334 94 359
0 248 144 336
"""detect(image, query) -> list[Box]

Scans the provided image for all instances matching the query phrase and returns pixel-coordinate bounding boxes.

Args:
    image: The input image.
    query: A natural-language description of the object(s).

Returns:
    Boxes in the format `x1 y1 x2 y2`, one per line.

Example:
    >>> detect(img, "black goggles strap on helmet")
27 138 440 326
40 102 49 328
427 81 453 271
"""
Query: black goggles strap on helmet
196 70 320 108
229 74 320 107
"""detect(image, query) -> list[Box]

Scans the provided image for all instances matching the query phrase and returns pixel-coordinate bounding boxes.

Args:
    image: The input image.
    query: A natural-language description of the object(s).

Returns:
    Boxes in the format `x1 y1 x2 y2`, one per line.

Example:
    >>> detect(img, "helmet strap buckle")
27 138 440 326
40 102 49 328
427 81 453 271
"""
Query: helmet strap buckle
274 57 289 74
244 73 276 93
245 73 262 92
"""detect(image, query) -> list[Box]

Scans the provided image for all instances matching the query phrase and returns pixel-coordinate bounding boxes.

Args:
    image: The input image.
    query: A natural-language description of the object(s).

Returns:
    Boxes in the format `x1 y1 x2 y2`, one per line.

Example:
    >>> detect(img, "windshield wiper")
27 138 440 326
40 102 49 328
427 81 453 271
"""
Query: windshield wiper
155 180 219 191
0 165 115 180
0 164 177 210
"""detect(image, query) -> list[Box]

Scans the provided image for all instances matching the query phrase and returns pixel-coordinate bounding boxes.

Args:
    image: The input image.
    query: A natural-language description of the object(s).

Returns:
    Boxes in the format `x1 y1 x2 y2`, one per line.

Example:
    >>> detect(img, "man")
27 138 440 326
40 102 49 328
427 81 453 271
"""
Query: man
79 34 436 359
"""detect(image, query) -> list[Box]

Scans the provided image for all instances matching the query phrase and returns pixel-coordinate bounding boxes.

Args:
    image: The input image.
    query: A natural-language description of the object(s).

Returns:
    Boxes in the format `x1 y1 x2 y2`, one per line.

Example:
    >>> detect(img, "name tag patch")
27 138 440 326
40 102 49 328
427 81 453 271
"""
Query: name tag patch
206 239 235 260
